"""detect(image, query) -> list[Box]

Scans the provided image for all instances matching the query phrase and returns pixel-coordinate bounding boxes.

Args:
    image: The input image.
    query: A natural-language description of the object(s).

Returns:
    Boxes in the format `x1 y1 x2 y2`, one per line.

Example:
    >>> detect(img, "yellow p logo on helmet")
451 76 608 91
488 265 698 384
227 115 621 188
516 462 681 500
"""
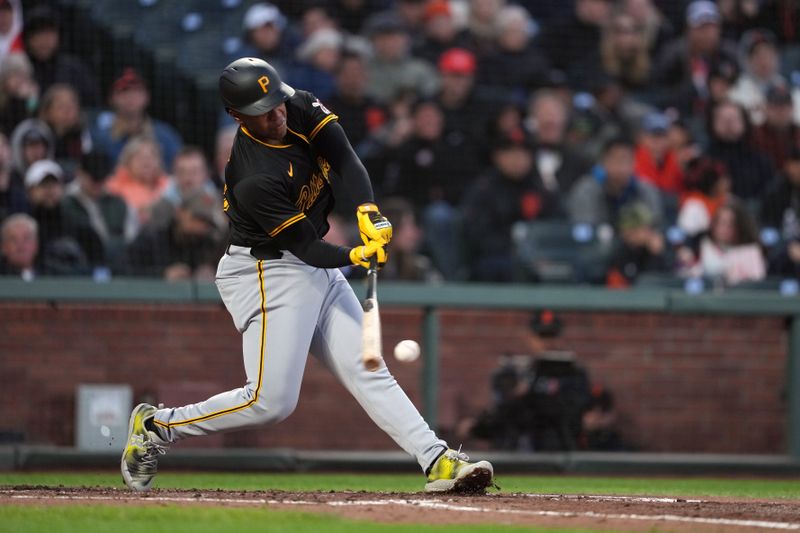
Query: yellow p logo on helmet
257 75 270 93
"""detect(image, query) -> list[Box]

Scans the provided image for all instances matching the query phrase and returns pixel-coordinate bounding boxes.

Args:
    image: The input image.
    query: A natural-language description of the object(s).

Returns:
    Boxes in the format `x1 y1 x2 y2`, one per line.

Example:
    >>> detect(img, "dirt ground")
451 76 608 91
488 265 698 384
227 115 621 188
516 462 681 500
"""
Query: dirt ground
2 486 800 532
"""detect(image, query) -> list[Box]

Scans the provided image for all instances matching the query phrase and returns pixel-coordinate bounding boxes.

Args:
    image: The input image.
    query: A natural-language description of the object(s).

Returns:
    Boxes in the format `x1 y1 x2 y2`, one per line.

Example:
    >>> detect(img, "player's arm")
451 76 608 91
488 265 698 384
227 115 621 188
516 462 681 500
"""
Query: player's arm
235 177 382 269
313 122 392 245
276 219 385 269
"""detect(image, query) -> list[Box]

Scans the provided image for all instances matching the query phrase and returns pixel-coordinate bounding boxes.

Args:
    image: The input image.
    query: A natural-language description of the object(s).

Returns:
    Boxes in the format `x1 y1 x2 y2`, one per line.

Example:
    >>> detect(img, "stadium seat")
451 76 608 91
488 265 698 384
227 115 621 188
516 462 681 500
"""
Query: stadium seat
512 221 612 284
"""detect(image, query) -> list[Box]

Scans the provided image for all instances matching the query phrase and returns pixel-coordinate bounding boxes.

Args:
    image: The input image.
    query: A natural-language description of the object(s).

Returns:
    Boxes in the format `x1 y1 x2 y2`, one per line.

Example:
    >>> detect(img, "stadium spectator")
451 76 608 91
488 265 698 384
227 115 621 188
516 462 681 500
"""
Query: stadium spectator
91 68 182 169
634 112 684 196
716 0 768 41
568 74 652 161
479 5 549 98
0 132 10 218
23 158 88 276
364 11 439 104
38 83 91 174
0 52 38 136
360 89 417 176
105 136 171 225
677 156 731 238
124 191 224 281
706 56 740 113
326 52 386 151
298 3 337 39
750 0 799 45
679 200 766 285
763 150 800 279
568 136 664 229
394 0 428 40
24 159 65 245
62 151 135 270
465 0 507 56
749 84 800 170
0 0 22 63
541 0 612 79
707 99 774 201
761 147 800 237
654 1 738 115
729 29 785 124
329 0 380 35
412 0 472 65
236 2 294 77
606 202 669 288
462 128 564 282
0 212 37 279
151 146 225 234
621 0 674 57
590 9 652 92
289 28 342 101
526 89 588 196
378 196 441 282
212 124 237 190
489 101 524 139
380 99 459 210
667 119 702 174
8 118 54 214
434 48 489 167
22 6 98 107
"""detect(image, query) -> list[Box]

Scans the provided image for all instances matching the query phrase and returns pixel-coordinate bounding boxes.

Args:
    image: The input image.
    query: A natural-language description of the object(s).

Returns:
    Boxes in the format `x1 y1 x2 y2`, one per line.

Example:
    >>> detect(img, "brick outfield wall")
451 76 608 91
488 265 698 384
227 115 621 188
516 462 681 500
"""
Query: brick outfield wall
0 303 788 453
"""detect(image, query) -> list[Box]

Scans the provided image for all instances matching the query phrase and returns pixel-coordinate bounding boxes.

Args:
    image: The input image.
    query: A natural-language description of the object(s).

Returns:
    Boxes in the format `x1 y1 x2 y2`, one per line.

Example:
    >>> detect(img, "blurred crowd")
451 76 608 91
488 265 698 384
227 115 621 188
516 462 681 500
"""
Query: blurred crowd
1 0 799 289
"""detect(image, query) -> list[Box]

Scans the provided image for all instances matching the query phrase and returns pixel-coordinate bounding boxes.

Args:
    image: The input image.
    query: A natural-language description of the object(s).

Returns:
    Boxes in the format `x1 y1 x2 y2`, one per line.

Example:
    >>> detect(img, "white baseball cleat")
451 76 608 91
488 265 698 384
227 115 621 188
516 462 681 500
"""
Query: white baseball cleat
120 403 169 491
424 447 494 494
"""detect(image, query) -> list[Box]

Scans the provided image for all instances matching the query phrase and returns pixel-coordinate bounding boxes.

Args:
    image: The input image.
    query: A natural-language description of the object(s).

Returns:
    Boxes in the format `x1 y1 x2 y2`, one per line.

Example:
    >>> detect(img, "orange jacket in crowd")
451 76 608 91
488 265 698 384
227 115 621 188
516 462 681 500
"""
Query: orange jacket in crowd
106 167 171 224
634 145 684 195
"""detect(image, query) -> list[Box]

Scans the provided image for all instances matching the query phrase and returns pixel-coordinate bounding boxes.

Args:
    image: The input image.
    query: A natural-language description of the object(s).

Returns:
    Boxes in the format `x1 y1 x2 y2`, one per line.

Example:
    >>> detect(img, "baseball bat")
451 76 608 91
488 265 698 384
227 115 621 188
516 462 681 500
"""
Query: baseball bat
362 256 383 371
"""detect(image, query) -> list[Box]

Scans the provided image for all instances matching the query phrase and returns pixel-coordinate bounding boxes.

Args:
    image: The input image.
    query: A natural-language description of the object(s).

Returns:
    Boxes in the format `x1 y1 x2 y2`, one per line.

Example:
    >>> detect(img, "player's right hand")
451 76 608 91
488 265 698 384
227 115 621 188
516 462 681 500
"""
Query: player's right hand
350 240 387 269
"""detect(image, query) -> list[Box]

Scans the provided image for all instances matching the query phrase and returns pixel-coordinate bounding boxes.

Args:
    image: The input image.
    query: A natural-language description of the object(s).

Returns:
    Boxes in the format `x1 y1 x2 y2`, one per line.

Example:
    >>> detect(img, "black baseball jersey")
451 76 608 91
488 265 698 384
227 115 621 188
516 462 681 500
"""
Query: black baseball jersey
223 90 339 250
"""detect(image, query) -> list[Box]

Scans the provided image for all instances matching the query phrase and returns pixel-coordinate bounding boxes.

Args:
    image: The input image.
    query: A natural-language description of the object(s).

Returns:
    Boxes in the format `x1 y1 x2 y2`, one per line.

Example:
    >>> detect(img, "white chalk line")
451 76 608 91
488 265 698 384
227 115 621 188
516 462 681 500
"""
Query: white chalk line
518 494 705 504
3 492 799 530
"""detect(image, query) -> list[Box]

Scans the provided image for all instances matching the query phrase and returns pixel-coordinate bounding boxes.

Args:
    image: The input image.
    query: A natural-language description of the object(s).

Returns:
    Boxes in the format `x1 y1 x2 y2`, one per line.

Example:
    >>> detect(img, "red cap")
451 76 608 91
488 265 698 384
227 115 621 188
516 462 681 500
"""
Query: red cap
424 0 451 22
438 48 476 75
112 68 145 93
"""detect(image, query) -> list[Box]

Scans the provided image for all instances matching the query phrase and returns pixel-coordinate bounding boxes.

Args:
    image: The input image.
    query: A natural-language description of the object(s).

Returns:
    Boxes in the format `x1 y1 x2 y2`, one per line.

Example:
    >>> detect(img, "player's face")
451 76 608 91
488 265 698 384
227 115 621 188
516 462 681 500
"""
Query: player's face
235 104 287 143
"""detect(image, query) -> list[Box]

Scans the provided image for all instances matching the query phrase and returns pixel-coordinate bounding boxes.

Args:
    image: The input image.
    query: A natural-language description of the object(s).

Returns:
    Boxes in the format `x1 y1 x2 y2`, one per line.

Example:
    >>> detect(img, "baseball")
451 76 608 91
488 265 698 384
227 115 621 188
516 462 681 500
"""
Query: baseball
394 339 420 362
100 425 111 438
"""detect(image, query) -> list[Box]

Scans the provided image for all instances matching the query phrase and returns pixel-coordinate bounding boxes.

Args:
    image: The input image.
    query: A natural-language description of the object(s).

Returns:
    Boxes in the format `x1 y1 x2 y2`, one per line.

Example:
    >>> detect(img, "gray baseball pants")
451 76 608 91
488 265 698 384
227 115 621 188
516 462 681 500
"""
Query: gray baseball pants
153 245 447 471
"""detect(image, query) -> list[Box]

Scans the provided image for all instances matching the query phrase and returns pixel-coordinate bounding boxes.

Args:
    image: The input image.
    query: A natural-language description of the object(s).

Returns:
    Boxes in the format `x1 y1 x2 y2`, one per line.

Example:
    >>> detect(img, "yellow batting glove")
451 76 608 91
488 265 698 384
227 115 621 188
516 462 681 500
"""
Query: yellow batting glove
357 203 393 245
349 240 388 269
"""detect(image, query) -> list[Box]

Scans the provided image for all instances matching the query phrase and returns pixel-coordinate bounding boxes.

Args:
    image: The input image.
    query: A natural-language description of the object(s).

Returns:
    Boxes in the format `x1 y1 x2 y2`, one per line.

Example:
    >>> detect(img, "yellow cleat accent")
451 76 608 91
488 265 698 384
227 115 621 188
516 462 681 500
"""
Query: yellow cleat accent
425 448 494 494
120 403 168 492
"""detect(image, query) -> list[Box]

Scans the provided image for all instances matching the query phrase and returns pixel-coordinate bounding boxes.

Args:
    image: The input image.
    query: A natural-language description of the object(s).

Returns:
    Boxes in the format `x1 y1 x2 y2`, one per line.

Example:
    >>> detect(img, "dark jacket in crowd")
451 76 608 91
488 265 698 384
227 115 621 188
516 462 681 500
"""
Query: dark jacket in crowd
540 13 602 74
708 139 774 200
124 221 221 278
462 167 564 281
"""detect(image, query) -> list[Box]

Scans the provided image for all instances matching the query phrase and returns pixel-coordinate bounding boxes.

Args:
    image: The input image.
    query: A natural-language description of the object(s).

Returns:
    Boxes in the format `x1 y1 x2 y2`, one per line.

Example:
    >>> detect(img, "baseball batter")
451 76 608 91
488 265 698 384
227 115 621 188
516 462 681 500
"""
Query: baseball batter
121 57 494 494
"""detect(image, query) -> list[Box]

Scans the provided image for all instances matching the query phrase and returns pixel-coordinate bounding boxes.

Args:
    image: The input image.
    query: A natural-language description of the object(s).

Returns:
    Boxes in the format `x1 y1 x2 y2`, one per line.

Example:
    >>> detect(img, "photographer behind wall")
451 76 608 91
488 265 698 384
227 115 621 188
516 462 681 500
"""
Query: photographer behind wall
460 311 624 451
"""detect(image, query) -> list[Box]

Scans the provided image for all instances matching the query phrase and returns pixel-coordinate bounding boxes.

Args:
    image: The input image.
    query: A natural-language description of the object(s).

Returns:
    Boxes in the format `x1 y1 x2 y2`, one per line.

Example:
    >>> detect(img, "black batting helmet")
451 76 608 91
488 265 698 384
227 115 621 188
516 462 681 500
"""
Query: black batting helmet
219 57 295 116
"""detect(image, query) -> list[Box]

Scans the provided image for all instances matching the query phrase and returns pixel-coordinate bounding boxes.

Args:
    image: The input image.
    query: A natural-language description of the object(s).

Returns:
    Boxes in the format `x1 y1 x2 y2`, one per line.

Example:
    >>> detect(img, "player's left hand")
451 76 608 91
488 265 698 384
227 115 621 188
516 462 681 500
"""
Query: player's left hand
357 203 392 245
350 240 388 269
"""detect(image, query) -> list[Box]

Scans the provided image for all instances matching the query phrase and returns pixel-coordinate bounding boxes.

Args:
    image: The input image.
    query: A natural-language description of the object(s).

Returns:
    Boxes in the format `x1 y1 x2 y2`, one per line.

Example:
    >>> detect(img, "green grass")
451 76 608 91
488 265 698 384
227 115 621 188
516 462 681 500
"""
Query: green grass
2 471 800 499
0 506 604 533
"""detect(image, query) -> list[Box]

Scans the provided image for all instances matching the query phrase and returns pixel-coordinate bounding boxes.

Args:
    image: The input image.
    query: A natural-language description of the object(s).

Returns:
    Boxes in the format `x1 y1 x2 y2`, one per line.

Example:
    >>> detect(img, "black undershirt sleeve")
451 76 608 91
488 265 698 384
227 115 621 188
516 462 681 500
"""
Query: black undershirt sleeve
277 217 353 268
312 121 374 206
